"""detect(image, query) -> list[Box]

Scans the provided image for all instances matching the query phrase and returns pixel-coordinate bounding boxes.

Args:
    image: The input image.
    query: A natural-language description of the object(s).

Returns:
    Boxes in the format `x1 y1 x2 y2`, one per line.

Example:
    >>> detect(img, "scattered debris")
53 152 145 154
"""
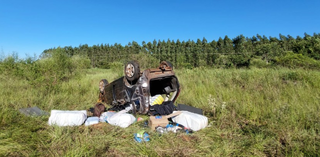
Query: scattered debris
172 111 208 131
45 60 209 144
148 111 181 130
84 117 99 126
48 110 87 126
134 130 150 143
137 117 144 122
100 110 136 128
149 101 176 116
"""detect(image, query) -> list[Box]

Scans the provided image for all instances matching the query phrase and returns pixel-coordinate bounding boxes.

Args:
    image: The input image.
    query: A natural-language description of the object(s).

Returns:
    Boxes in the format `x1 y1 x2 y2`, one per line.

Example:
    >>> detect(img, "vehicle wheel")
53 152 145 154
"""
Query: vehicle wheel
160 61 173 70
124 61 140 82
99 79 108 93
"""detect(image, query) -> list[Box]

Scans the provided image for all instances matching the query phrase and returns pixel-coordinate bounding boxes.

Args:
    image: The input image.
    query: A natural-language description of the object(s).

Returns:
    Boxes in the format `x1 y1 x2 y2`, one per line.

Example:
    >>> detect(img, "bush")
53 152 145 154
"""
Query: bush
0 53 29 77
214 55 234 68
126 52 159 69
229 54 251 68
37 48 74 81
109 61 124 78
250 57 270 68
71 55 91 69
274 51 320 69
178 62 193 69
0 48 85 93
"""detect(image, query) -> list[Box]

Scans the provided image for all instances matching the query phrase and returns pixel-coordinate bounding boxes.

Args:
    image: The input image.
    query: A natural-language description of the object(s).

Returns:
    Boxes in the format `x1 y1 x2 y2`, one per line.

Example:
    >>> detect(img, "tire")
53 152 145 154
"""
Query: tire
160 61 173 70
99 79 108 93
124 61 140 82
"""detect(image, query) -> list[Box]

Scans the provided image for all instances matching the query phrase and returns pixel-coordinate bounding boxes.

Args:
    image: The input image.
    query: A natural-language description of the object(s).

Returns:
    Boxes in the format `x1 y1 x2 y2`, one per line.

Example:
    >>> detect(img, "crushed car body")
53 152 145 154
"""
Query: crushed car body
98 61 180 114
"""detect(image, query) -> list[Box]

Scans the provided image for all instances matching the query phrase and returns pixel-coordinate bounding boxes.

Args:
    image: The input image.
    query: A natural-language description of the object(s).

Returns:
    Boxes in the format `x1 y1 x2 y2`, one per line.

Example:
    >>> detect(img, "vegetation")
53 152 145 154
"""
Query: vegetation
42 33 320 69
0 51 319 156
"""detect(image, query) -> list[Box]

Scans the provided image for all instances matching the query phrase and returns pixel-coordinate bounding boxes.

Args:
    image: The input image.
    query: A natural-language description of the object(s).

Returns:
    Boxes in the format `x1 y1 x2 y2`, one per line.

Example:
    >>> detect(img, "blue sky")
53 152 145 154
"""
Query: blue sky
0 0 319 58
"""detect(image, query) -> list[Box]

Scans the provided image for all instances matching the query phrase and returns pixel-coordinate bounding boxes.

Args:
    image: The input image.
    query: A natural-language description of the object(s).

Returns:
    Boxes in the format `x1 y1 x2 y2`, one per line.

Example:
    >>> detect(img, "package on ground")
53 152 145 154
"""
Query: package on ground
149 111 181 130
100 111 114 122
84 117 100 126
100 110 136 128
48 110 87 126
172 111 208 131
149 116 168 130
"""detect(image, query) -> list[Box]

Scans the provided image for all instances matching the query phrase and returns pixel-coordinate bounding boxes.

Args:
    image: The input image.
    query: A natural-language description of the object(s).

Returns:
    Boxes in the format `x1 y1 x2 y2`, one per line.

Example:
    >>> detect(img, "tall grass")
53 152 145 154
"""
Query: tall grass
0 66 319 156
176 67 320 156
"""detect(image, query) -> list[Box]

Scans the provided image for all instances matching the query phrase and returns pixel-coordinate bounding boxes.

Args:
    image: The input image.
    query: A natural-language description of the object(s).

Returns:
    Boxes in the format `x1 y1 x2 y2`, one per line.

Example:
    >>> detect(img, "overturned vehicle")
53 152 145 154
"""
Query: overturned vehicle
98 61 180 114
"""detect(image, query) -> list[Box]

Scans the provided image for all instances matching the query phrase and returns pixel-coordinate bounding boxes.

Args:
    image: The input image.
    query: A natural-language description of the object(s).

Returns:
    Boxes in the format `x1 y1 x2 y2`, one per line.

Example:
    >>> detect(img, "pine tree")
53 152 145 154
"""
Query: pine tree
224 35 234 53
217 37 224 54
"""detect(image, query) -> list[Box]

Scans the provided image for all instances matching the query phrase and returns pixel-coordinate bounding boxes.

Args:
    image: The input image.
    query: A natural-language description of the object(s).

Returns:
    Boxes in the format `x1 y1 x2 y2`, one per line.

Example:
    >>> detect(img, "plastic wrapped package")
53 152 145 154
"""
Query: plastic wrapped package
172 111 208 131
100 110 136 128
85 117 100 126
48 110 87 126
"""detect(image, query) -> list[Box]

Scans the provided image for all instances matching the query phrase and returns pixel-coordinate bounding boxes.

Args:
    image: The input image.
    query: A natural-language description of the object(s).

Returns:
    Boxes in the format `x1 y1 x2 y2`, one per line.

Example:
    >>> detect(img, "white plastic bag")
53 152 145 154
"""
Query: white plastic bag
172 111 208 131
48 110 87 126
101 110 136 128
85 117 100 126
99 111 116 122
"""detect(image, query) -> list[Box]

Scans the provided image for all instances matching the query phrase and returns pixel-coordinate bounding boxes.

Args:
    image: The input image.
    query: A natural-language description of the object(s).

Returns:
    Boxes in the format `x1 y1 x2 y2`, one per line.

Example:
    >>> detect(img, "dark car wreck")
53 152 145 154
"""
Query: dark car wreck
98 61 180 115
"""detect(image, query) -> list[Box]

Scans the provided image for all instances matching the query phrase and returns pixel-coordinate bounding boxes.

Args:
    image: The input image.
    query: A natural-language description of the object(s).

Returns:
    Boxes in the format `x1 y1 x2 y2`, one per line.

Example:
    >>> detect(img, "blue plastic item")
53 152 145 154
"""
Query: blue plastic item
134 132 150 143
134 133 143 143
143 133 150 142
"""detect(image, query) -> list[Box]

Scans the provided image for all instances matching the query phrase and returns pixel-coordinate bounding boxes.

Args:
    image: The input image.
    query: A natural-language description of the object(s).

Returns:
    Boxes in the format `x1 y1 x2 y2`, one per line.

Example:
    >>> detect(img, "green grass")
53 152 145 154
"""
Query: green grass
1 68 319 156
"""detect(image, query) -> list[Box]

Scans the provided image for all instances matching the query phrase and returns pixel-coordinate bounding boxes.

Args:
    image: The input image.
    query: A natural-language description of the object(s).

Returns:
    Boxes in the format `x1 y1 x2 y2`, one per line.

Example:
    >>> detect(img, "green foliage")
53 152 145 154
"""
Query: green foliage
228 54 251 68
250 57 270 68
214 55 234 68
23 48 76 92
40 33 320 69
178 62 193 69
70 55 91 69
275 51 320 69
0 53 25 77
0 54 17 72
109 61 124 78
127 52 159 69
0 48 89 93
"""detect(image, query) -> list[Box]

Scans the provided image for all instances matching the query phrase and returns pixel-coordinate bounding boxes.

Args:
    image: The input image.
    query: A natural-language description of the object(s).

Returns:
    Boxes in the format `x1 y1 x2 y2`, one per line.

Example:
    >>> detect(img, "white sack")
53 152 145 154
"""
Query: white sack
101 110 136 128
100 111 115 122
172 111 208 131
48 110 87 126
85 117 100 126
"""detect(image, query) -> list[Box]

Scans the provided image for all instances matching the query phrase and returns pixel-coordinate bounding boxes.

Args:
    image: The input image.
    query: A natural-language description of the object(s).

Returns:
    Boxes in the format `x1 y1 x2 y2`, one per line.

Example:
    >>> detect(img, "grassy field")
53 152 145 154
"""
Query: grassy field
1 67 319 156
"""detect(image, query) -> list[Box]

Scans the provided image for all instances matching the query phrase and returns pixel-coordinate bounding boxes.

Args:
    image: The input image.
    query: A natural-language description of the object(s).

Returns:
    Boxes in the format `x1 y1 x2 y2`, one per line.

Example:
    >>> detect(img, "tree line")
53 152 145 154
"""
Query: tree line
42 33 320 69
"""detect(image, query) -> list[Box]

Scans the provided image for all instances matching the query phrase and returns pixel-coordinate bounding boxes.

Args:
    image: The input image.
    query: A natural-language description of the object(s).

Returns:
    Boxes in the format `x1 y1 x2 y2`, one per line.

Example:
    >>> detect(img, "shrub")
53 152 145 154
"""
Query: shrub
214 55 234 68
178 62 193 69
228 54 251 68
126 52 159 69
23 48 82 92
0 53 28 77
274 51 320 69
71 55 91 69
250 57 270 68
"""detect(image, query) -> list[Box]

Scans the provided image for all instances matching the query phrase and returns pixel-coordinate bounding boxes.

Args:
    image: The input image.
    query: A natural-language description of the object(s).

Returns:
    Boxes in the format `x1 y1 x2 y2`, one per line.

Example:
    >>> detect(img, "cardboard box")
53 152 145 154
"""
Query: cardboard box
148 111 181 130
